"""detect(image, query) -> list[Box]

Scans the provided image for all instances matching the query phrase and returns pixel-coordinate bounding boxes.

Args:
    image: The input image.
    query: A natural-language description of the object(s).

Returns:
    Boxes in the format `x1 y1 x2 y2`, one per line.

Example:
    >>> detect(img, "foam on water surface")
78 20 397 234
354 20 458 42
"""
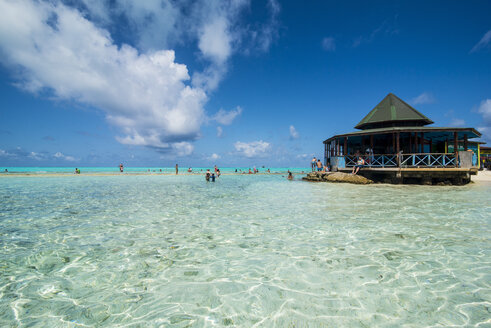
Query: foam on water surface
0 175 490 327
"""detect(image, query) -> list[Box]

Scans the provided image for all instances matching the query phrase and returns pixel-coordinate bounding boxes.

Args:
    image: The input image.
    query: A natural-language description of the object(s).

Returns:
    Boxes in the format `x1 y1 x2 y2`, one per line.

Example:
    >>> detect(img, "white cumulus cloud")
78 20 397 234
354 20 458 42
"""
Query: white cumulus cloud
289 125 299 139
477 99 491 142
0 0 206 153
477 99 491 122
172 142 194 157
0 0 280 157
0 149 12 157
198 16 232 64
208 153 220 160
213 106 243 125
53 152 76 161
410 92 436 105
28 152 45 160
234 140 271 158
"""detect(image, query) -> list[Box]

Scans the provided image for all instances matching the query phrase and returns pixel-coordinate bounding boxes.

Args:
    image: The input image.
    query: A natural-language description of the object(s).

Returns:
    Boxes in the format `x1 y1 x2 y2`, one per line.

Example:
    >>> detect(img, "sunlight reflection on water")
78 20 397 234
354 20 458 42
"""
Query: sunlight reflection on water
0 175 490 327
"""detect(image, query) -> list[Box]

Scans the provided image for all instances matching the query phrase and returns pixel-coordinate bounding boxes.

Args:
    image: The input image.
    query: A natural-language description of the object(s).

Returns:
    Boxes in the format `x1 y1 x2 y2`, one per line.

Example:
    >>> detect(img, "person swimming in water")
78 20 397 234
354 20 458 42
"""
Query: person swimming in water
205 169 211 181
287 171 293 180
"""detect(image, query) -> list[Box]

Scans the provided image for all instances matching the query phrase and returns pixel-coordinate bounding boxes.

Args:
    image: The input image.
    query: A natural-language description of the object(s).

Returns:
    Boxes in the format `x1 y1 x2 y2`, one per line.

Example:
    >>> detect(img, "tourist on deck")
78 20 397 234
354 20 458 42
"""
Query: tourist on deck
311 157 316 172
352 156 365 175
316 159 323 172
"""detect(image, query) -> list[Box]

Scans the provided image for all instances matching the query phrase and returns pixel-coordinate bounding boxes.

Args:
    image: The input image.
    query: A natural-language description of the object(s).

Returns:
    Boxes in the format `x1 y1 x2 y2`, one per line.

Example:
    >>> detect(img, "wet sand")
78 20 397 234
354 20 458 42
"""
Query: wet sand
471 170 491 183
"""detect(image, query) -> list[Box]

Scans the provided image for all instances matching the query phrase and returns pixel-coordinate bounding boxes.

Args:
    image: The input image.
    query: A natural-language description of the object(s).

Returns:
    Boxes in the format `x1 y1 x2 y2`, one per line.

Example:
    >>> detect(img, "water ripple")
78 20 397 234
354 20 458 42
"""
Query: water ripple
0 175 490 327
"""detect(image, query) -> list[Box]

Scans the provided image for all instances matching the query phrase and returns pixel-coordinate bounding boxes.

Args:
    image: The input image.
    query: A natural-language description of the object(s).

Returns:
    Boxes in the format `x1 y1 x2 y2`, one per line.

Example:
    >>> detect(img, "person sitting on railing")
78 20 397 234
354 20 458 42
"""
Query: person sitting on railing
351 156 365 175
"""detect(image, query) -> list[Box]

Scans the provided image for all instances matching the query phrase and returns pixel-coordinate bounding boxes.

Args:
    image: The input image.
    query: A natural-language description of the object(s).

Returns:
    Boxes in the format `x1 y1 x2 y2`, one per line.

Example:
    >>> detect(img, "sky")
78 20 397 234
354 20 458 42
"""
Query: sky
0 0 490 167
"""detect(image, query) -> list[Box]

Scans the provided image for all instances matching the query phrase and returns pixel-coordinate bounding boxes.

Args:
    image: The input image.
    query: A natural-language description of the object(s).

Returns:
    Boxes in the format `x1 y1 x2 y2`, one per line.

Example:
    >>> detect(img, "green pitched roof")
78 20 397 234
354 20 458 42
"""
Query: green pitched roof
355 93 434 130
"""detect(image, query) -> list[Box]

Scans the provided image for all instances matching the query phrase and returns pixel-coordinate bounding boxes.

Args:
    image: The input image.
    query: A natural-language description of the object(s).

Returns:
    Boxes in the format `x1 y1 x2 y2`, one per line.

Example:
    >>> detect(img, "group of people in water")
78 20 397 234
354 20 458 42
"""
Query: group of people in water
205 165 221 182
69 164 298 179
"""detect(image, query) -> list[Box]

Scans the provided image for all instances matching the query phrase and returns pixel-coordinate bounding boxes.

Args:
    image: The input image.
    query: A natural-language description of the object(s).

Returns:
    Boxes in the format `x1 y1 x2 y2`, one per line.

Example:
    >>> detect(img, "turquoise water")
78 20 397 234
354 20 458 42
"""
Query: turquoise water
0 174 490 327
0 167 307 174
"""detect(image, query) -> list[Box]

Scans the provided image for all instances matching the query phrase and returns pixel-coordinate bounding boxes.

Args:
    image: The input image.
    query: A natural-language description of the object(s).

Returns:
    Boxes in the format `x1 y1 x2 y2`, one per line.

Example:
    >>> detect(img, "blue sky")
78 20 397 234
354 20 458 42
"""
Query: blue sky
0 0 490 167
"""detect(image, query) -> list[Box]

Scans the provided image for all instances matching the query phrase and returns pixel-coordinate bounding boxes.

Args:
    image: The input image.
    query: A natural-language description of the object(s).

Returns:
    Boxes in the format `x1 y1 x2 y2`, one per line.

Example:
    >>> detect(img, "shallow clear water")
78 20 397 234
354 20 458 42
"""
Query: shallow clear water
0 175 490 327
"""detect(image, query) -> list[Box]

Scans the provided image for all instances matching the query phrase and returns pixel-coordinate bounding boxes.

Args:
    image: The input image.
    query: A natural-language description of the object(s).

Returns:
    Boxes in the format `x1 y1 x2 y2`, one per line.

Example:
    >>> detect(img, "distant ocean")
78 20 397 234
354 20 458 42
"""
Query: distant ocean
0 172 489 326
0 167 308 174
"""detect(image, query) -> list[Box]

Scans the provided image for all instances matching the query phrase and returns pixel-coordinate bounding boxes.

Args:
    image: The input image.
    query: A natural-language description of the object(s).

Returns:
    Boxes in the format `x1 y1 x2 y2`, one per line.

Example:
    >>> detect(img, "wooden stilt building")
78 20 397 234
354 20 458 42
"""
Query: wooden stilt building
324 93 482 185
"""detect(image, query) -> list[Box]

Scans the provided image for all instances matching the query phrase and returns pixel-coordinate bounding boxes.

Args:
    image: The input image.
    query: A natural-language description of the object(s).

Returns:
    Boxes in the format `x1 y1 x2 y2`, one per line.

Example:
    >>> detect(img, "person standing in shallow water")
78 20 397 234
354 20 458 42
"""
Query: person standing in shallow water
175 164 178 175
119 163 124 172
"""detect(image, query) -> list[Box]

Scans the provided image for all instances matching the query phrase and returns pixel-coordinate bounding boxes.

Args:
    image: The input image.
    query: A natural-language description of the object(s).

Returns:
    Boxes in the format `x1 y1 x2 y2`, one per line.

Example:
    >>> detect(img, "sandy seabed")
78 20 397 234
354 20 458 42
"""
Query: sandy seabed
472 170 491 183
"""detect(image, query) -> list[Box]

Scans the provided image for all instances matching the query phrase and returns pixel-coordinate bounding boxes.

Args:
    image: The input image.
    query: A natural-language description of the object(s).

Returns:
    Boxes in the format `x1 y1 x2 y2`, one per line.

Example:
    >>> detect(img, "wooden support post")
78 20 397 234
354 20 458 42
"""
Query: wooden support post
414 133 418 153
464 134 468 151
396 132 400 166
453 132 458 154
336 139 340 156
445 137 448 153
409 133 412 153
420 132 424 153
392 133 395 153
344 137 348 156
454 132 459 166
429 138 432 153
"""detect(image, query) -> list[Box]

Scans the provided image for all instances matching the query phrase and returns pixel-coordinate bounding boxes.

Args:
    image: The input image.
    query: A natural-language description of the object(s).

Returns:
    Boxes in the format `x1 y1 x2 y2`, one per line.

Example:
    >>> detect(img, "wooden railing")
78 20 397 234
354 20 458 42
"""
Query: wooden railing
345 153 458 168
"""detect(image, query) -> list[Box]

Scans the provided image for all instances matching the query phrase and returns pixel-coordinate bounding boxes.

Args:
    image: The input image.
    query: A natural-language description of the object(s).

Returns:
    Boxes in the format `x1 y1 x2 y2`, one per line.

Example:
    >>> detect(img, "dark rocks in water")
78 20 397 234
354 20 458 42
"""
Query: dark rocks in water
303 172 373 185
